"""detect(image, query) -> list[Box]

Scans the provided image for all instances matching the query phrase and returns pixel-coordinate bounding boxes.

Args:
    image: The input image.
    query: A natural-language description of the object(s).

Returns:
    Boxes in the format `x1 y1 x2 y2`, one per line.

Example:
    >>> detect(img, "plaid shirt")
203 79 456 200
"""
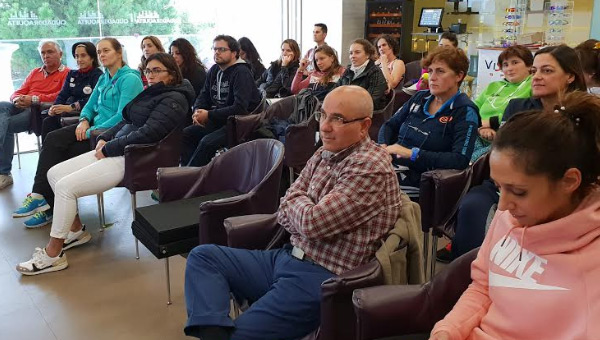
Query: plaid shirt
278 137 402 275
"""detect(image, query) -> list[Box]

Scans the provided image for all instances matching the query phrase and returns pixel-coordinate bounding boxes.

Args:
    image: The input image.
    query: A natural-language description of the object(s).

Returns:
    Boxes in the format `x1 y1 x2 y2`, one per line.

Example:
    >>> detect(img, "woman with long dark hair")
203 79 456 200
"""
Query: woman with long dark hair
291 45 344 100
138 36 165 86
256 39 301 98
238 37 266 82
169 38 207 97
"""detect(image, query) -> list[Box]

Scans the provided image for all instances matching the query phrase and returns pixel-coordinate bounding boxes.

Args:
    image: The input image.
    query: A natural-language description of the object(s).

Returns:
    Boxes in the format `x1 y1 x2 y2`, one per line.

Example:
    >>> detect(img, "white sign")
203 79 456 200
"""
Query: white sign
476 48 505 96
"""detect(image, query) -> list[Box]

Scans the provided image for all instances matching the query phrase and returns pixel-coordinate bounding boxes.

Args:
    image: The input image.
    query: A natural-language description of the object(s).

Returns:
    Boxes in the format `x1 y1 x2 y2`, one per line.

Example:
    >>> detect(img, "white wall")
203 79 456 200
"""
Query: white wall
300 0 343 61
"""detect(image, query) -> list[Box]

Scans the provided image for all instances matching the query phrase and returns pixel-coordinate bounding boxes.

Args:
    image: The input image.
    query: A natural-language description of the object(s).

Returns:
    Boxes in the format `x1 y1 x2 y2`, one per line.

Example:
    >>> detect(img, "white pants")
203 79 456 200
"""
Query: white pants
48 151 125 239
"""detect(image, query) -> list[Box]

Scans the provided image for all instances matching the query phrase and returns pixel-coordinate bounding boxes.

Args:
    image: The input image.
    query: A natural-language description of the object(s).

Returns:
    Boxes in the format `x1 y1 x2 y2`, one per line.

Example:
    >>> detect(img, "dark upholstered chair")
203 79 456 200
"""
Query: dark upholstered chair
157 139 285 247
369 90 395 141
419 153 491 278
94 127 183 261
227 95 321 183
402 60 423 88
352 248 478 340
224 213 386 340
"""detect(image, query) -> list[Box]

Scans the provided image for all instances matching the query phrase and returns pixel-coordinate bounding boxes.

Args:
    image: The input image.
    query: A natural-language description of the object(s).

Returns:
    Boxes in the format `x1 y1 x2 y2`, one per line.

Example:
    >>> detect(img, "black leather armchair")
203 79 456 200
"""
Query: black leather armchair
369 91 395 141
352 248 479 340
157 139 285 247
226 95 321 183
419 153 491 278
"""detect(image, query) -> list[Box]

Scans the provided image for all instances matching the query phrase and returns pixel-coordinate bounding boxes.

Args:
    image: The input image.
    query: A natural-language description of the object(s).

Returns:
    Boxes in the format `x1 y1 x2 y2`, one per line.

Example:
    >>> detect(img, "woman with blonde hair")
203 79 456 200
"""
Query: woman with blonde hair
291 45 344 100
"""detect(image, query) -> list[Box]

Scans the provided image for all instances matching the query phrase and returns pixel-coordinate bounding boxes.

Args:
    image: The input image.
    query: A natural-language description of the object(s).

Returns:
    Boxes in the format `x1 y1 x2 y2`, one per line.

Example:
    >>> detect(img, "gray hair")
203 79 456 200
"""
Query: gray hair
38 40 62 53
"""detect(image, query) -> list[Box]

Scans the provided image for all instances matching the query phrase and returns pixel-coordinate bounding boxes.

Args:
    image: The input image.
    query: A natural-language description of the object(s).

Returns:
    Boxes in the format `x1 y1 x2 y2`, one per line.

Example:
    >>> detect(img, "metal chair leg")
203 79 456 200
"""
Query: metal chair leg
430 235 438 279
97 193 105 230
423 232 429 277
15 133 21 169
37 135 42 151
289 167 295 184
131 193 140 260
165 257 172 305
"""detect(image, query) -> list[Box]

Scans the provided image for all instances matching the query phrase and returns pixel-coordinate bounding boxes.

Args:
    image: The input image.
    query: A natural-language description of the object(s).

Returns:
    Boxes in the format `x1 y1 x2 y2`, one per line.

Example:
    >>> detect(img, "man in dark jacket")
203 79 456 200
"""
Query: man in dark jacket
182 35 262 166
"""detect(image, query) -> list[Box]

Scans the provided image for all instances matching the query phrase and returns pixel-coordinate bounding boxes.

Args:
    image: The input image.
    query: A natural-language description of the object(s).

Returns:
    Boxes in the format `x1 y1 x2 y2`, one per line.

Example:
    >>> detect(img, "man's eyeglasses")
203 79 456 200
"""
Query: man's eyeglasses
144 68 170 76
314 111 369 126
212 47 231 53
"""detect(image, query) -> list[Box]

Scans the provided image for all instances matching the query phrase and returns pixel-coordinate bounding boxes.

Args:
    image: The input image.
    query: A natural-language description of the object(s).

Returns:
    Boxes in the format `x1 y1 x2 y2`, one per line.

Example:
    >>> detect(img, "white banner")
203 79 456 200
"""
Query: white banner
476 48 505 96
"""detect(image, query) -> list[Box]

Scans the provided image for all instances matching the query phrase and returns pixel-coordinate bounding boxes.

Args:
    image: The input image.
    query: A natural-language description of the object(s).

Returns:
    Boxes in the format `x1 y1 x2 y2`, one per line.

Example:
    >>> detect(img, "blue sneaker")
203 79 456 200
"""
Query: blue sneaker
13 194 50 218
23 211 53 229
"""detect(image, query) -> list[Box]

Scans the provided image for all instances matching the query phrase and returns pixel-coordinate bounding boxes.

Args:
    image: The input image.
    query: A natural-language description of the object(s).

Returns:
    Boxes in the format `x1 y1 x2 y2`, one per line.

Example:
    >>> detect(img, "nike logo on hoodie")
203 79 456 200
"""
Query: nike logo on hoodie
488 236 568 291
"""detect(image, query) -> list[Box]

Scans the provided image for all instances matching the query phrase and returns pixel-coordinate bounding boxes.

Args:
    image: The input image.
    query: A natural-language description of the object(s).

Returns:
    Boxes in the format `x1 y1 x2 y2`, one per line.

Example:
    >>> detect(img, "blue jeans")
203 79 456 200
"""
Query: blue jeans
0 101 32 174
184 244 335 340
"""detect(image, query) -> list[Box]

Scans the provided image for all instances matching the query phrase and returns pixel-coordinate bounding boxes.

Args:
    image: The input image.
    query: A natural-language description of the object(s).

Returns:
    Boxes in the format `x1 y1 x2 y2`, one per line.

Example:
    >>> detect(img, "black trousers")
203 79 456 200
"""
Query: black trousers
41 114 62 142
32 124 92 211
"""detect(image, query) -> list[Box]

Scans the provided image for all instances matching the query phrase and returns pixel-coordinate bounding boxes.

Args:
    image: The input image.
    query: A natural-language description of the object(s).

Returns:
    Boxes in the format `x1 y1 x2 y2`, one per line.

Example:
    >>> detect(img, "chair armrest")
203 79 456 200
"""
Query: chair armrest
198 193 280 246
226 114 263 148
89 129 107 150
284 118 318 168
60 116 80 127
157 166 206 202
353 284 430 339
224 214 280 249
318 260 384 340
353 248 478 340
419 168 473 237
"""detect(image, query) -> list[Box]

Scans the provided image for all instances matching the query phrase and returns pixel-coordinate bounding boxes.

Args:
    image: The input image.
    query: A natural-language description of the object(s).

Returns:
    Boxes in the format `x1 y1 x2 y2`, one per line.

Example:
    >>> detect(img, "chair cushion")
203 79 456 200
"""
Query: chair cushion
132 190 239 258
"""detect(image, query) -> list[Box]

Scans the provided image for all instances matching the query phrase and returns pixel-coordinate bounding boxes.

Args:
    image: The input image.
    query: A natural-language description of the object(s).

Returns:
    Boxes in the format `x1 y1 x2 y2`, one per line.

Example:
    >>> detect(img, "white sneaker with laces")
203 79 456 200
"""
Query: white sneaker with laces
63 225 91 251
0 174 13 190
16 247 68 275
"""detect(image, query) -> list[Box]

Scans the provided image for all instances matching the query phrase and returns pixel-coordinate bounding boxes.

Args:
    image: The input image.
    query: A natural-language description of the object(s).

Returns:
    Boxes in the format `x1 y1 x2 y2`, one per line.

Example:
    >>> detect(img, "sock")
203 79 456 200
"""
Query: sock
30 193 44 199
198 326 231 340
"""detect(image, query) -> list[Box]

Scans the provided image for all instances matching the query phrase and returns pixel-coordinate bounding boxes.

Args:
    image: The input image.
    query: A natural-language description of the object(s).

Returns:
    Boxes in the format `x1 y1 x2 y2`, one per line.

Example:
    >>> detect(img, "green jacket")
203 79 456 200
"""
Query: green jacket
80 65 144 137
474 76 532 128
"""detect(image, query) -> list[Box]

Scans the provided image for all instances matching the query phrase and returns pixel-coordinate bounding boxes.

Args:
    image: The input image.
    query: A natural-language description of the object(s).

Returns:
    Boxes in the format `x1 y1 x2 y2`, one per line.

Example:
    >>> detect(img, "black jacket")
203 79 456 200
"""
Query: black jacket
379 90 480 186
193 60 262 127
501 97 543 125
99 79 195 157
54 68 103 108
257 60 300 98
337 60 388 110
183 63 207 97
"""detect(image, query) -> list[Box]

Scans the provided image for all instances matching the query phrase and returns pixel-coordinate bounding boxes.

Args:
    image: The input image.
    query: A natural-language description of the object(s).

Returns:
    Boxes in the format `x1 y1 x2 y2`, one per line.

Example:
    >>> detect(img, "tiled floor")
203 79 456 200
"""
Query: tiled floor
0 152 190 340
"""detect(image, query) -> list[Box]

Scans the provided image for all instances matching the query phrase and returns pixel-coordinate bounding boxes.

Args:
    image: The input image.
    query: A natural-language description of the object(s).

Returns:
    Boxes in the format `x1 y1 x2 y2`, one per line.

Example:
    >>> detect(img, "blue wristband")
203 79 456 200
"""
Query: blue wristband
410 147 420 162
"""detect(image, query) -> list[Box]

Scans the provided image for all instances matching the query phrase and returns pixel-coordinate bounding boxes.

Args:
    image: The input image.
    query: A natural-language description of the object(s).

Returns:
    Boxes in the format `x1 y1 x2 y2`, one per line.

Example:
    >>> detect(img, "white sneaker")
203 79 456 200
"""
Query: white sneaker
16 247 68 275
63 225 91 251
0 174 13 190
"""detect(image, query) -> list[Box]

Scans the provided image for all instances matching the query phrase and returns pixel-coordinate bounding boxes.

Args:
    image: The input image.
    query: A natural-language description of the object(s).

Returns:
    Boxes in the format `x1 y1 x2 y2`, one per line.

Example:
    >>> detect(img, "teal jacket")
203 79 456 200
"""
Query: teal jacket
79 65 144 137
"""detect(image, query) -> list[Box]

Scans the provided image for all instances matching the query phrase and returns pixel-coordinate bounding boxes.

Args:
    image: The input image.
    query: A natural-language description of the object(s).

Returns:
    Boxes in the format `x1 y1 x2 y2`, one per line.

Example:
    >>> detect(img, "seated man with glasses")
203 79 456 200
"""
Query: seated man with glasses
181 34 262 166
378 47 480 192
184 85 402 340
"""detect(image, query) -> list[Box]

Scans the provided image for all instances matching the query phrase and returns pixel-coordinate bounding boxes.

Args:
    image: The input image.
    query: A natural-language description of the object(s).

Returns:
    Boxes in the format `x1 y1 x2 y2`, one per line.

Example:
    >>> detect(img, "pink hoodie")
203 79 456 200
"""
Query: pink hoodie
432 190 600 340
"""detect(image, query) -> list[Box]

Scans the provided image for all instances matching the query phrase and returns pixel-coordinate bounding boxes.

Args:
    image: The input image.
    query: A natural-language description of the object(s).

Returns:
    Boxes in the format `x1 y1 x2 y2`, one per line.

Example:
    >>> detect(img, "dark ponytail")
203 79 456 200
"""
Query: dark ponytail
493 91 600 197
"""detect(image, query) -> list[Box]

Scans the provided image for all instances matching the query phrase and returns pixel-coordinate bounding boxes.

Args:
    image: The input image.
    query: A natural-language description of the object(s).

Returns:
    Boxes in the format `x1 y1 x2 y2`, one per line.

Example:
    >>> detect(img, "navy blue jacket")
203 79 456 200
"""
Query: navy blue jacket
193 60 261 127
99 80 195 157
501 97 543 124
54 68 103 109
379 90 480 186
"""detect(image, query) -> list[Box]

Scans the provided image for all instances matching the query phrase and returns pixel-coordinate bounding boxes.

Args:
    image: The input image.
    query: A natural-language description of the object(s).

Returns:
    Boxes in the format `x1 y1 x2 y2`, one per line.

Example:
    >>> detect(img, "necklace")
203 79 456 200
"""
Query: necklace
486 77 530 110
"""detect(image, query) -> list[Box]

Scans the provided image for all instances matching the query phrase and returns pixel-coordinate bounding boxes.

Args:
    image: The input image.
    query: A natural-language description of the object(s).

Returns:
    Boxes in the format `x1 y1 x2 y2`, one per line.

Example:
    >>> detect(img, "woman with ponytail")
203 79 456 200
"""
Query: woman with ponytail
430 90 600 340
575 39 600 95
